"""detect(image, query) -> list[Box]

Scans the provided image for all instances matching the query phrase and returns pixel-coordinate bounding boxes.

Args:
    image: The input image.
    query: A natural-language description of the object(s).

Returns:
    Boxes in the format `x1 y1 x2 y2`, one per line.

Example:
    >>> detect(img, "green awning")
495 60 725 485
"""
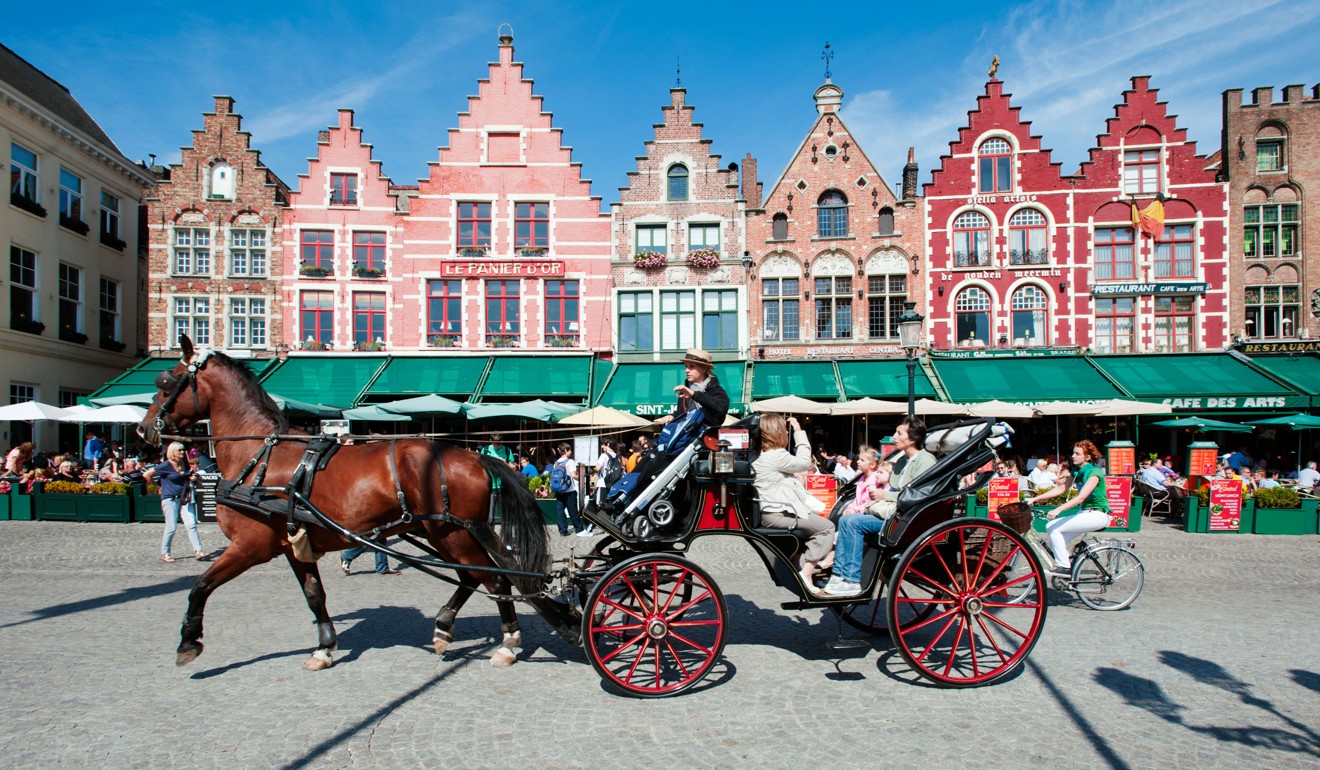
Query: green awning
595 361 747 417
475 356 592 401
85 356 278 405
258 356 389 409
1245 354 1320 398
837 360 936 399
1089 353 1307 409
932 356 1123 403
365 357 489 399
750 362 841 400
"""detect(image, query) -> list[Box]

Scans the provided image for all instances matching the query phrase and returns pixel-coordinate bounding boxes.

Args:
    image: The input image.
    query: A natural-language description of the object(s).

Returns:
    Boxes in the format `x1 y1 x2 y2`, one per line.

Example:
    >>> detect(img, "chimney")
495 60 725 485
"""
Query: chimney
902 147 918 202
742 153 761 208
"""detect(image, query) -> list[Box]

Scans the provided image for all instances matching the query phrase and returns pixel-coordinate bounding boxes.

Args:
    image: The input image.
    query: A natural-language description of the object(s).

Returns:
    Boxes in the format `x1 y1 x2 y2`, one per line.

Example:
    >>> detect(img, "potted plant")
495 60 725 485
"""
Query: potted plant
1251 486 1318 535
7 476 37 520
0 480 10 520
1192 486 1255 533
546 334 577 348
11 191 47 217
36 480 85 521
299 264 332 277
489 335 518 348
60 213 91 235
59 327 89 344
428 333 460 348
355 340 385 352
686 248 721 269
302 338 330 351
459 247 487 257
100 231 127 251
11 316 45 335
353 265 385 278
80 481 132 522
99 337 127 352
518 246 547 257
528 475 559 525
633 250 667 270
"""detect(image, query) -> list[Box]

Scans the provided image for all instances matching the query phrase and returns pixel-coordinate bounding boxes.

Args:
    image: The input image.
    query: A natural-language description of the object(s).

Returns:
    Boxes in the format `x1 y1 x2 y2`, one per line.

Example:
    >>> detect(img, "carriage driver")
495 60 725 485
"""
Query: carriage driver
654 348 729 428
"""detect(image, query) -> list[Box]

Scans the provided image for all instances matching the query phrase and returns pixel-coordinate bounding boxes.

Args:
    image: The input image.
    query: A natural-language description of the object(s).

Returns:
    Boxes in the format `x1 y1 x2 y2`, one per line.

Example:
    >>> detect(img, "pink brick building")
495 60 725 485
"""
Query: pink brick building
281 109 401 351
396 31 612 353
145 96 289 354
610 87 750 362
746 78 925 360
925 77 1228 352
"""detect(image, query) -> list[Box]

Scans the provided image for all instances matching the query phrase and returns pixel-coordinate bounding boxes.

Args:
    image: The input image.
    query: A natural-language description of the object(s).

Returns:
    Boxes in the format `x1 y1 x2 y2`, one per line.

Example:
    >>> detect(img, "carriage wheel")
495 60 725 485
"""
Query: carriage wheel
887 519 1046 688
582 553 727 698
841 570 936 635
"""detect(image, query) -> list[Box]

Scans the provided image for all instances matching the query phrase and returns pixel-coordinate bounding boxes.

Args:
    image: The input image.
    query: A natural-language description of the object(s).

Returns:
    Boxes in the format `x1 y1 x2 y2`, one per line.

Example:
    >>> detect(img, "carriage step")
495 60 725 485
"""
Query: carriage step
780 601 815 610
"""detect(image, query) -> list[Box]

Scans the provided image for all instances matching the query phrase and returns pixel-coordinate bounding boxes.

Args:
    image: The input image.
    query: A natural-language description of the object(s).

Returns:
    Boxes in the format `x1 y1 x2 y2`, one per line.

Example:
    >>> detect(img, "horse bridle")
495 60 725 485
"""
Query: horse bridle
150 351 213 439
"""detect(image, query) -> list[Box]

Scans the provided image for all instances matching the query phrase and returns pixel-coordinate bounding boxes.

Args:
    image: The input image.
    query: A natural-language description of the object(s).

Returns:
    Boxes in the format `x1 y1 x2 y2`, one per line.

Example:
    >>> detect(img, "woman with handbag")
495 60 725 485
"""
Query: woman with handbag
144 442 204 562
752 414 835 591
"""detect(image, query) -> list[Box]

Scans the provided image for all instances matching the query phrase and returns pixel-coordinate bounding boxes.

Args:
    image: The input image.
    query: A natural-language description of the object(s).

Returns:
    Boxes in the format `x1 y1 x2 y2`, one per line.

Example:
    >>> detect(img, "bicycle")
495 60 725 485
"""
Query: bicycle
997 504 1146 611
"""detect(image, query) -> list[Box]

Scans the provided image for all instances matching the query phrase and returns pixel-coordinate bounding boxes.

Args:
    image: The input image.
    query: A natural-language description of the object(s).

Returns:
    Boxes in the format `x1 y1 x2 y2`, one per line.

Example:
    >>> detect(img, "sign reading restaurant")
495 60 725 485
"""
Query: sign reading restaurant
439 260 566 277
1091 282 1208 296
1240 340 1320 355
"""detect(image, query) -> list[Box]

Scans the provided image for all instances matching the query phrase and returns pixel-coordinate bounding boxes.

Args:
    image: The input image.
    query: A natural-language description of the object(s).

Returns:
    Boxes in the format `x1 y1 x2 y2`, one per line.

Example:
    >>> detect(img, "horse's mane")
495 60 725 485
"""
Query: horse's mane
206 351 291 433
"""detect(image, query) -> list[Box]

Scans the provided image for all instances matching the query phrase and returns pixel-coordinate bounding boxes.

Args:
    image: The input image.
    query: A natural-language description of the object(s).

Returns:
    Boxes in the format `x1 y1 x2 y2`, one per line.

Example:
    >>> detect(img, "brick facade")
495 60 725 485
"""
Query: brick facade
747 79 925 360
925 77 1228 353
610 88 749 361
144 96 289 354
1222 84 1320 341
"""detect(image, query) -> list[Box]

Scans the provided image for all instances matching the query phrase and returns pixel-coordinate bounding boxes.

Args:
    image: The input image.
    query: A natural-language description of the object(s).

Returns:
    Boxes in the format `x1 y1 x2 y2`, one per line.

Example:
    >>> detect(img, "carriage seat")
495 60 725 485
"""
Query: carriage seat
894 419 1012 517
746 499 812 540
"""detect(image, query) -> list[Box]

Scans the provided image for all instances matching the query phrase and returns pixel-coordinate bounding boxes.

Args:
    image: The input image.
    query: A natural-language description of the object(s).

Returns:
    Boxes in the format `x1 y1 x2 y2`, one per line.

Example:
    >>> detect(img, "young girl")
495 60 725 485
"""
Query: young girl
844 447 881 517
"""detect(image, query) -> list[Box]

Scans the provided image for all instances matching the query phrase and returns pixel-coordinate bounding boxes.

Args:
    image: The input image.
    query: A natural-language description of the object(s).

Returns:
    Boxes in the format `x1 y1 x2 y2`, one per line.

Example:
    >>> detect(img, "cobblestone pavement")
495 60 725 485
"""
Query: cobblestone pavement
0 518 1317 769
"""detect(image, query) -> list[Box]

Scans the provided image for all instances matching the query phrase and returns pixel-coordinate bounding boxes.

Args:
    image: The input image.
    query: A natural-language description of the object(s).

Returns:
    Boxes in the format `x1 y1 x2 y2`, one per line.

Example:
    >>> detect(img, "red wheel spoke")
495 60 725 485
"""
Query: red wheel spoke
623 637 650 684
666 629 715 656
979 606 1034 640
899 605 959 635
657 567 692 615
928 541 961 589
665 589 713 622
902 566 960 600
662 639 692 680
973 614 1011 666
966 528 995 593
598 595 647 625
653 638 662 689
601 629 650 665
911 612 958 665
958 527 973 592
625 573 654 615
971 543 1022 595
941 616 968 678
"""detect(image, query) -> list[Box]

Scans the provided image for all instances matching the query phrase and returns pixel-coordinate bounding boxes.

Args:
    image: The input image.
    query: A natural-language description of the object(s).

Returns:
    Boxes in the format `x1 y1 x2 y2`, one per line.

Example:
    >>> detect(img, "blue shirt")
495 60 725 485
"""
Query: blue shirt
520 463 539 478
83 437 104 463
153 461 191 499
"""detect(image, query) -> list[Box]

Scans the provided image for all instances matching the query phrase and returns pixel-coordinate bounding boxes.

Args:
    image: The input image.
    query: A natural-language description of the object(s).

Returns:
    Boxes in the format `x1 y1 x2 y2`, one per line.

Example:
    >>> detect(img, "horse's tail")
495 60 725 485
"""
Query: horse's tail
476 454 550 594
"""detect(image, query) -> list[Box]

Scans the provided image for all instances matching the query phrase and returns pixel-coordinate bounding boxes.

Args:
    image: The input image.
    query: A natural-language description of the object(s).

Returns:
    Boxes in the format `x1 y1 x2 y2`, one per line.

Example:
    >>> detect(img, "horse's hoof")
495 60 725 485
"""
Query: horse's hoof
490 646 517 668
176 644 203 666
433 630 454 656
505 631 522 648
302 650 334 671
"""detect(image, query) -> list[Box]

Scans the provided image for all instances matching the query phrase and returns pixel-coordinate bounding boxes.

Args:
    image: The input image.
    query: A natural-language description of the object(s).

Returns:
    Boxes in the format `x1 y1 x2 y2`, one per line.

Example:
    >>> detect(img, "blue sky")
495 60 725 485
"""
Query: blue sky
8 0 1320 206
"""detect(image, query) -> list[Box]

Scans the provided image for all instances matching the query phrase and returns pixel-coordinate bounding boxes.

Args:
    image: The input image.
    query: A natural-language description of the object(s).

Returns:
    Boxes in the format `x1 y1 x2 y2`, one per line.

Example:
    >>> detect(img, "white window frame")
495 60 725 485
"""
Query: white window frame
173 226 212 276
172 296 212 346
99 277 121 342
10 142 39 202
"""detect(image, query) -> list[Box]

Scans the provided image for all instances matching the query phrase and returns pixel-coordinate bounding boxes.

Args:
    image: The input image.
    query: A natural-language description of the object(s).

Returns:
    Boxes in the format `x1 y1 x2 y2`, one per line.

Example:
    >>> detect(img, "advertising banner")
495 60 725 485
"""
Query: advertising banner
1105 476 1133 529
1209 478 1243 532
805 474 837 517
1108 445 1136 476
986 477 1019 522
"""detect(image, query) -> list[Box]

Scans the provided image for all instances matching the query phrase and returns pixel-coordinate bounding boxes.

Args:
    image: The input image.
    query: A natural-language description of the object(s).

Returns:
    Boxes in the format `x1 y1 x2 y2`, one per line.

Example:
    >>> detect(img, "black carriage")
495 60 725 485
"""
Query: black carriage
566 414 1049 696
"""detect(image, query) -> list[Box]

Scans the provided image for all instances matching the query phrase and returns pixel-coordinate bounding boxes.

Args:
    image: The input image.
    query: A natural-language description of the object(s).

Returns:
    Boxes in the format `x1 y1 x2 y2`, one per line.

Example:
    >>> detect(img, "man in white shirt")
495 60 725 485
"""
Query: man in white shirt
1298 461 1320 491
833 455 857 484
1027 459 1056 490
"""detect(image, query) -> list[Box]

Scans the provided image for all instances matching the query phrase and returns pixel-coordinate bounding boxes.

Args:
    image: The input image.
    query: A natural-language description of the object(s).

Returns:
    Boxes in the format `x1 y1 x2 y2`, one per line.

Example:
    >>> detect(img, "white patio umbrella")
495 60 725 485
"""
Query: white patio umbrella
558 406 653 429
0 401 71 421
829 398 909 416
911 399 970 416
58 404 147 423
964 400 1038 419
1093 399 1172 417
749 395 833 415
1034 400 1104 416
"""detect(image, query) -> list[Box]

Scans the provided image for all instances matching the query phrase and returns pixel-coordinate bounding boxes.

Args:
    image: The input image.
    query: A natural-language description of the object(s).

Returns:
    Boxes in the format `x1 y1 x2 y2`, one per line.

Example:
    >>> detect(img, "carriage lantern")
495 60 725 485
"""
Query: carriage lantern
712 440 735 475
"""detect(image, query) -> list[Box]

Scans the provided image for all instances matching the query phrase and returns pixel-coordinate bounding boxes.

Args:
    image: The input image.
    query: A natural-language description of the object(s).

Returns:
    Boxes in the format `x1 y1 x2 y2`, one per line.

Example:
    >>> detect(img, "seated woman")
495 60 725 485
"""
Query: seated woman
823 417 936 597
52 461 82 484
752 413 835 590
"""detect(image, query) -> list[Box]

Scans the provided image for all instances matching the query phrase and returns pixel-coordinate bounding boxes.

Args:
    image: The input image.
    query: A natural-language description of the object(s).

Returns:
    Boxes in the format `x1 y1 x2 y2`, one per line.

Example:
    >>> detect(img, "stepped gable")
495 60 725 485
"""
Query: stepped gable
1073 75 1216 187
290 109 396 209
618 88 739 202
154 96 290 206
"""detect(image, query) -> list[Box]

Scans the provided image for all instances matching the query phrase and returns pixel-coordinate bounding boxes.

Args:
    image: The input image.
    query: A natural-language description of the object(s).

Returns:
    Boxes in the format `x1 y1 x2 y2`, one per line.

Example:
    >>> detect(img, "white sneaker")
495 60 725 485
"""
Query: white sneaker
575 526 595 537
822 577 863 597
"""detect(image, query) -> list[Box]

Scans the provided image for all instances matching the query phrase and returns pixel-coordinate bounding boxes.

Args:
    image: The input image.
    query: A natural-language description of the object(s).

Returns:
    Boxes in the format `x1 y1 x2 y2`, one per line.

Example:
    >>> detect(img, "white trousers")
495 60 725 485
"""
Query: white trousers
1045 509 1110 568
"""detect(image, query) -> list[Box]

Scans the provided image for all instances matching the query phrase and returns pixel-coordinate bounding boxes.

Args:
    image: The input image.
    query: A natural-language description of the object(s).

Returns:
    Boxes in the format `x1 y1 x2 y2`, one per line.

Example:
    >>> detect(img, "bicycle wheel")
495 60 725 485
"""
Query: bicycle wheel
1071 545 1144 611
998 548 1042 606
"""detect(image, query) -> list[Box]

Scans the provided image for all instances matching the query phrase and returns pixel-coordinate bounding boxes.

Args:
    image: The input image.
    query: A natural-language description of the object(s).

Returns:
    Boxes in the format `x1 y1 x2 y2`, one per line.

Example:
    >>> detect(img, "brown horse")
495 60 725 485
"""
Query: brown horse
139 336 576 671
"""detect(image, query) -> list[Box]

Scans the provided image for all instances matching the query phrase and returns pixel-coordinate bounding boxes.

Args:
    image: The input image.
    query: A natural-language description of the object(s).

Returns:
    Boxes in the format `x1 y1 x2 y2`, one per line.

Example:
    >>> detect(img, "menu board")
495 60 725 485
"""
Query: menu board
1189 447 1218 478
1108 445 1136 476
986 477 1019 522
1209 478 1243 531
805 474 837 517
1105 476 1132 529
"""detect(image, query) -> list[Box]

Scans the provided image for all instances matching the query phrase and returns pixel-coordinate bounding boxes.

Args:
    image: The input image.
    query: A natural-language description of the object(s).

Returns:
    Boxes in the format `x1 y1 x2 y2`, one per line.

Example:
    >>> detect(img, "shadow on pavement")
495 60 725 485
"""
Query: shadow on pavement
1093 651 1320 759
0 573 199 630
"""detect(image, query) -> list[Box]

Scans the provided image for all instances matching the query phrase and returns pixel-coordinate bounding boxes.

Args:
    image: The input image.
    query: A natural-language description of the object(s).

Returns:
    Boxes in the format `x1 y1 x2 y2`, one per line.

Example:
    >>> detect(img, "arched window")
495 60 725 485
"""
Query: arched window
877 206 895 235
209 162 234 200
952 211 991 267
1008 209 1048 265
667 164 689 201
817 190 848 238
1010 285 1048 346
772 212 789 240
978 138 1012 193
955 287 991 346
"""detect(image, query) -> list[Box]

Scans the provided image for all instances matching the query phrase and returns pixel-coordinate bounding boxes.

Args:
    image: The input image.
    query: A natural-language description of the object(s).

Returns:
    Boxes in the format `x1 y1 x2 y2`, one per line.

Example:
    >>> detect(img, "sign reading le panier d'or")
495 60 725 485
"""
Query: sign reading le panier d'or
440 260 566 277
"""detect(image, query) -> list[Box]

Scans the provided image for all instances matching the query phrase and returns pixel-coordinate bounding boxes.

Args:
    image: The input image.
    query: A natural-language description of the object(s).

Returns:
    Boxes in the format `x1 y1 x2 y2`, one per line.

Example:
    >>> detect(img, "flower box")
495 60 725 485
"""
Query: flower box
8 486 34 520
518 247 547 257
132 483 164 523
59 329 89 345
428 334 460 348
353 266 385 278
299 265 332 277
1252 495 1319 535
100 232 127 251
355 341 385 352
302 340 331 351
487 335 519 348
633 251 668 270
79 489 131 522
536 499 560 526
11 318 45 335
35 481 83 521
686 248 721 269
10 192 47 218
99 337 127 353
60 213 91 235
0 492 9 520
546 335 578 348
459 247 487 257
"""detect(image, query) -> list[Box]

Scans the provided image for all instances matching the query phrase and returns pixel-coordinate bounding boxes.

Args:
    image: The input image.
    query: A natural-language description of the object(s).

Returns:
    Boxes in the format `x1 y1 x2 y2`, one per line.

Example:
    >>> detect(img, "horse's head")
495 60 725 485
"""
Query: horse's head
138 334 216 445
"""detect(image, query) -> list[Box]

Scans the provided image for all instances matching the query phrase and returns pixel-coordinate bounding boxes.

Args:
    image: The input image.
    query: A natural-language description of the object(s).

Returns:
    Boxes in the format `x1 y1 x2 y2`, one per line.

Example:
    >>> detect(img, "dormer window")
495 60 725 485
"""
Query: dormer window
978 138 1012 194
330 173 358 206
209 162 234 200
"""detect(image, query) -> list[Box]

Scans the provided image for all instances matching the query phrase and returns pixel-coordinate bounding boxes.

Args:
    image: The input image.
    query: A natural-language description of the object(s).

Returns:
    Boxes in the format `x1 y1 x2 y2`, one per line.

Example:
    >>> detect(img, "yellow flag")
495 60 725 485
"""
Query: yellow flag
1131 199 1165 239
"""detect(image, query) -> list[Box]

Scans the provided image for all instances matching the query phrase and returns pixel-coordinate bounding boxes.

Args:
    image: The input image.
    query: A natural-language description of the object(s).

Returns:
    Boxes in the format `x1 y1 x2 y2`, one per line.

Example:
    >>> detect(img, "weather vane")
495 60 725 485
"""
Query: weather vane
822 42 833 80
676 54 681 87
988 55 1000 78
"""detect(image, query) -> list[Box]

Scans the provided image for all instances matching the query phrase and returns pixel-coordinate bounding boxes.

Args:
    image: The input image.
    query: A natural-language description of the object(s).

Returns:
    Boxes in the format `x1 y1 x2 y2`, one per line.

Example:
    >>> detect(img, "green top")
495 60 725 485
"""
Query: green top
1072 463 1110 512
480 444 515 463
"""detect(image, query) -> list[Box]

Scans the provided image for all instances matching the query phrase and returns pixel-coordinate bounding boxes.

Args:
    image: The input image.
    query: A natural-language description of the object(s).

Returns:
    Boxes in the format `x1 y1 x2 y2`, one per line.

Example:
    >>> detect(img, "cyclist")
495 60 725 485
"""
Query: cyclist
1025 439 1110 576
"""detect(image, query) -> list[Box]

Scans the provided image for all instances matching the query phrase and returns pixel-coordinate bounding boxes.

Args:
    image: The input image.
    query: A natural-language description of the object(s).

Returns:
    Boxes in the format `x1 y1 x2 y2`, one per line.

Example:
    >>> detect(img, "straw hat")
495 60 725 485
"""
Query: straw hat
679 348 714 370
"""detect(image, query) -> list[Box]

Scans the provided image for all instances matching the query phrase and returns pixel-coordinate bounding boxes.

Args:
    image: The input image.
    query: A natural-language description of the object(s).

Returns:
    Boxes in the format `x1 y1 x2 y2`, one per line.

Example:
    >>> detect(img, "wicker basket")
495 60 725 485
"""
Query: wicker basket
998 502 1034 534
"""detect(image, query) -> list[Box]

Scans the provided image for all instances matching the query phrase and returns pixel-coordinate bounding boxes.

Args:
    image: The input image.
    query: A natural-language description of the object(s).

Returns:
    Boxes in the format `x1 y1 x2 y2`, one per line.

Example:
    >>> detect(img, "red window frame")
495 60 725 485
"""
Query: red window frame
458 202 492 248
952 211 991 267
1094 297 1136 353
1123 149 1160 195
515 202 549 247
353 292 386 344
300 290 333 344
330 174 357 206
426 280 462 341
978 139 1012 193
1094 227 1136 281
353 232 385 272
485 279 520 345
1154 224 1195 279
301 230 334 269
1153 296 1195 352
544 280 579 343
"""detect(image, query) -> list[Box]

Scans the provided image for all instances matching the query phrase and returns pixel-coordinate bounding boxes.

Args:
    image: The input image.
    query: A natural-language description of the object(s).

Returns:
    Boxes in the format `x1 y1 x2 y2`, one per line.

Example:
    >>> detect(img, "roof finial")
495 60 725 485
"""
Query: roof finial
988 55 999 78
822 41 834 81
497 22 513 46
675 54 682 88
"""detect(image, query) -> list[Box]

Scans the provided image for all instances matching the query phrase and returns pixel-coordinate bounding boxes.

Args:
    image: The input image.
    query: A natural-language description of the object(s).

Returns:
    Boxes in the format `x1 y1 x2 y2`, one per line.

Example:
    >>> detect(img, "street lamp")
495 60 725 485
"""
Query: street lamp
897 301 924 419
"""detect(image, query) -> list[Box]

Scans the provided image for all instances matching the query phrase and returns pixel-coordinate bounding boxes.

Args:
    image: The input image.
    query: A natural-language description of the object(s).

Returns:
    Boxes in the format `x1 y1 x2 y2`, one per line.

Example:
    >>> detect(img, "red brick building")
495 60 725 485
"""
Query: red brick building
1222 84 1320 342
282 109 401 351
747 78 924 359
925 77 1228 353
610 87 750 362
144 96 289 354
398 31 612 353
